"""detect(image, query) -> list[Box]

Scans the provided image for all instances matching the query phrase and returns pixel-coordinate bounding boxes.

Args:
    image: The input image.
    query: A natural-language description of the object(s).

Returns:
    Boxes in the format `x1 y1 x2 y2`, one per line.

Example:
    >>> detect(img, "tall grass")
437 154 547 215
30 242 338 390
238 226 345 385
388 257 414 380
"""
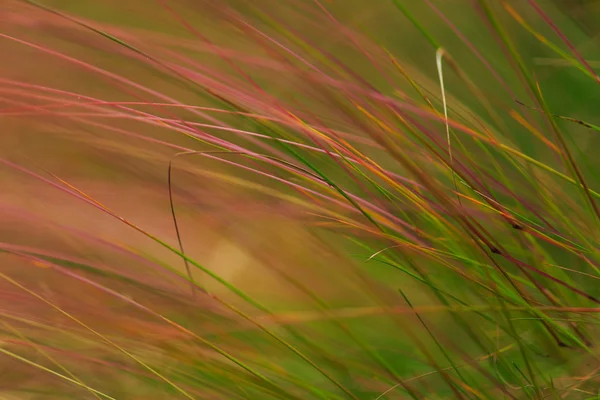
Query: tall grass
2 0 600 398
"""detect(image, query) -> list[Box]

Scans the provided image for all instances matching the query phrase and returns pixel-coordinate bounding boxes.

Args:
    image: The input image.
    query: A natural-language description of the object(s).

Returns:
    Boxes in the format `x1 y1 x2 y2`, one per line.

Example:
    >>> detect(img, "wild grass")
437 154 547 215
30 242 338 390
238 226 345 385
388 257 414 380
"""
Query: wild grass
2 0 600 398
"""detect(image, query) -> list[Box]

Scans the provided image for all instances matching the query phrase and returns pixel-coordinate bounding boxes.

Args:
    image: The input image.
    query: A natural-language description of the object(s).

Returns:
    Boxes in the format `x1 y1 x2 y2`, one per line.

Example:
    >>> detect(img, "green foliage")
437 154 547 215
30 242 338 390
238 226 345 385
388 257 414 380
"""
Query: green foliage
3 0 600 398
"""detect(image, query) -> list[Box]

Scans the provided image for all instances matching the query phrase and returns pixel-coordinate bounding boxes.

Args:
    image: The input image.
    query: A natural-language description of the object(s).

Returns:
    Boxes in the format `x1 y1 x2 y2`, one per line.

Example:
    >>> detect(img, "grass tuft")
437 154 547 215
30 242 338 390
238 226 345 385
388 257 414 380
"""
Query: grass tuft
3 0 600 398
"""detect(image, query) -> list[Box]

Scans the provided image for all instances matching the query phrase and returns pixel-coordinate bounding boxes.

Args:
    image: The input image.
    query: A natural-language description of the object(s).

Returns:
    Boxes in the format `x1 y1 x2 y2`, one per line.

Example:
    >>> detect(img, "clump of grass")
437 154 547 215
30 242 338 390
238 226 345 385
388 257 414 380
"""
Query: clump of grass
2 0 600 398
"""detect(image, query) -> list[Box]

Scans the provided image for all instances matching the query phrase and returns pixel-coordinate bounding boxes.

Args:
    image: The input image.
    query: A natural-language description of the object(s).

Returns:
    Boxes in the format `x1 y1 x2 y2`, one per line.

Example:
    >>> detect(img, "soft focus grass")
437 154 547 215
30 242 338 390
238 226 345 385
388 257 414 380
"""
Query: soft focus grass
2 0 600 398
